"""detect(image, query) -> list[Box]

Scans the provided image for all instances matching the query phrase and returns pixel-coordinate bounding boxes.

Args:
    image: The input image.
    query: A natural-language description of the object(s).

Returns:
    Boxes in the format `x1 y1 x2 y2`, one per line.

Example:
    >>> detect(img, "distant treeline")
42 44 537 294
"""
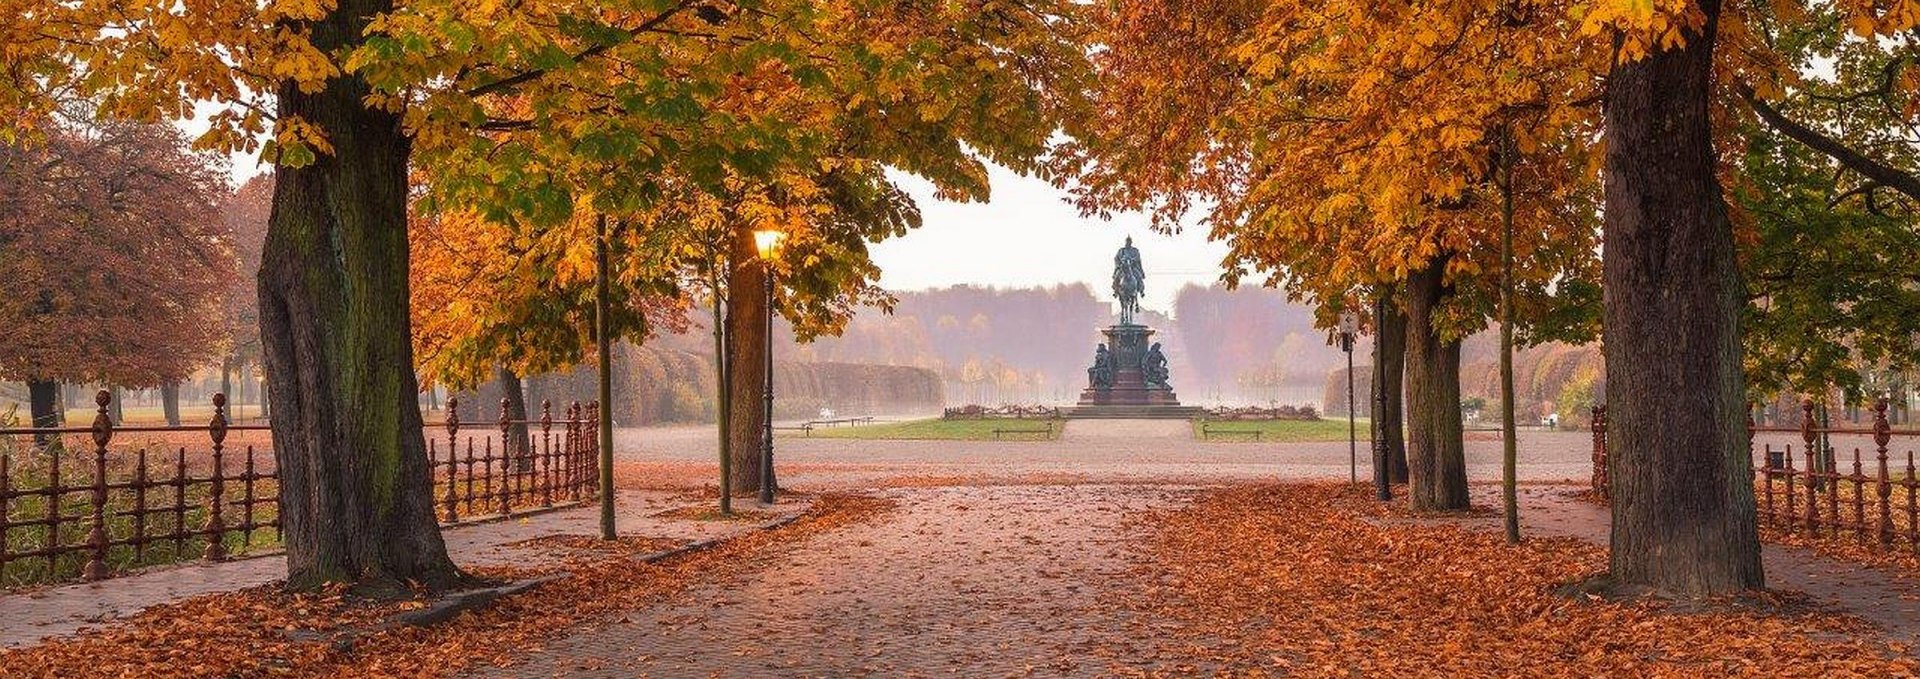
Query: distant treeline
458 344 943 425
1324 340 1604 428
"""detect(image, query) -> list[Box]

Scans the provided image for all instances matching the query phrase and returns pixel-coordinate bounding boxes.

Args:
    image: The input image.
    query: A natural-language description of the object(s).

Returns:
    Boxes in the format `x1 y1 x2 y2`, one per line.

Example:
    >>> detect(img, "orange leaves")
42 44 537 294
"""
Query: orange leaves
1577 0 1709 62
1130 484 1920 676
0 494 892 678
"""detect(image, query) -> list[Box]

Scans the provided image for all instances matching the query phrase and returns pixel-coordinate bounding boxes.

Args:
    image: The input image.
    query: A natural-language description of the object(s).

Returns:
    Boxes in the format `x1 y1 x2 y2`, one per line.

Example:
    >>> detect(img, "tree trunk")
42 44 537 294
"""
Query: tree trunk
711 271 734 513
161 382 182 427
1602 0 1763 595
220 357 234 404
494 365 532 471
1404 256 1468 511
1378 290 1410 484
108 386 124 425
27 379 58 447
724 224 771 494
256 0 459 596
1498 133 1520 544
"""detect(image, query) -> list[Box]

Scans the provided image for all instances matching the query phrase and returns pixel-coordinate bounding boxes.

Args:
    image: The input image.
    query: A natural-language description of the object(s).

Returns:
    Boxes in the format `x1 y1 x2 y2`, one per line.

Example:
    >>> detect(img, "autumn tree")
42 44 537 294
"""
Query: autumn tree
409 204 688 469
7 0 1088 592
1735 127 1920 402
219 174 273 417
1061 0 1604 511
0 119 230 435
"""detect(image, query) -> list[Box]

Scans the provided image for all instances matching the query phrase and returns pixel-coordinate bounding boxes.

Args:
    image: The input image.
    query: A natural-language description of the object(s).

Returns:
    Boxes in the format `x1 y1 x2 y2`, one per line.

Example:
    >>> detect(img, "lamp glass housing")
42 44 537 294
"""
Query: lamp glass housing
753 229 787 261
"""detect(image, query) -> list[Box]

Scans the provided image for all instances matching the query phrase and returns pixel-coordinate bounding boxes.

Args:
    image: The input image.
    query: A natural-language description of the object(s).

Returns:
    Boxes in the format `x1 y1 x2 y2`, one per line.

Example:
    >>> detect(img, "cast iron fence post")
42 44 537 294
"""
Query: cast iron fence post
203 393 228 561
84 390 113 580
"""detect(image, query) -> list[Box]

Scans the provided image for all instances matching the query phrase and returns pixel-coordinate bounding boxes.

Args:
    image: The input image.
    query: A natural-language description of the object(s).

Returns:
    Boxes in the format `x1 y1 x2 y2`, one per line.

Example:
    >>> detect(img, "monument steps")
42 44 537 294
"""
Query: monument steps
1062 405 1206 420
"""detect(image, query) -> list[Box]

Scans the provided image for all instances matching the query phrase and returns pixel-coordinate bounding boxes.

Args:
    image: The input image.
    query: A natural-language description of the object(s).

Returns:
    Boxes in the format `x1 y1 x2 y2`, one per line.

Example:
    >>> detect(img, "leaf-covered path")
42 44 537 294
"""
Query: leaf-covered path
478 484 1199 677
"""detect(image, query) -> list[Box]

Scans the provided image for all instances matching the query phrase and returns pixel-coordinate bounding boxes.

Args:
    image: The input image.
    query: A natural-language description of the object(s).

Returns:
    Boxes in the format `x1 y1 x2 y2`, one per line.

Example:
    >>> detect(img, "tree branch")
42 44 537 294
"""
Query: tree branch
1742 85 1920 203
462 0 709 99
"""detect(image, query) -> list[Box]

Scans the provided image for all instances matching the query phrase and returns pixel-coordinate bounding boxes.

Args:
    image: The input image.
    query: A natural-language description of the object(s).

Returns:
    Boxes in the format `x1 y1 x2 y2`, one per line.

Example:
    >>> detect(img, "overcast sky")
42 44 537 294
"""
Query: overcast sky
879 166 1231 313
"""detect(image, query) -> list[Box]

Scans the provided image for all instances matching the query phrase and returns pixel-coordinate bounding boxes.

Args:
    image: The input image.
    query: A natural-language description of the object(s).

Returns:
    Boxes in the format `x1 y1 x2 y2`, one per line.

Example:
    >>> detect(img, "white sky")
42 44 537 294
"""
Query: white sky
877 166 1230 313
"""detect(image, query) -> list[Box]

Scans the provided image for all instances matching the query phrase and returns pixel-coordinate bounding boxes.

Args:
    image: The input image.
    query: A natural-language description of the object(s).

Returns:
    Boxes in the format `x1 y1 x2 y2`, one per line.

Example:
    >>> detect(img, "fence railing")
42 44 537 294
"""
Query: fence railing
0 391 599 589
1590 399 1920 551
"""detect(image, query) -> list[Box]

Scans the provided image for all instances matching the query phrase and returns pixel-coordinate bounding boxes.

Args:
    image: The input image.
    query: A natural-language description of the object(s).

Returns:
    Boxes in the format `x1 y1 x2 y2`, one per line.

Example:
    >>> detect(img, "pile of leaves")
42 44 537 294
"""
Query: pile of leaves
0 494 892 678
1126 484 1919 676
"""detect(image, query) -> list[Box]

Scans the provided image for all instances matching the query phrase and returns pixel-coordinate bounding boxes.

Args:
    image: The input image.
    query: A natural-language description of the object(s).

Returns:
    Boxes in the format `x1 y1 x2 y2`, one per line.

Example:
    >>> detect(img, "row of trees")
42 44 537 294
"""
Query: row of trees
1055 0 1920 595
5 0 1089 594
0 118 238 430
9 0 1917 601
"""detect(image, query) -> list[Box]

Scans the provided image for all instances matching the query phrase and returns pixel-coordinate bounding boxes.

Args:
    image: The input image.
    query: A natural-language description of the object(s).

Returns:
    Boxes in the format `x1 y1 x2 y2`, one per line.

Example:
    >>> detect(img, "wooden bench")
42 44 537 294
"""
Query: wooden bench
772 423 816 437
991 424 1056 440
1199 423 1263 441
775 416 878 438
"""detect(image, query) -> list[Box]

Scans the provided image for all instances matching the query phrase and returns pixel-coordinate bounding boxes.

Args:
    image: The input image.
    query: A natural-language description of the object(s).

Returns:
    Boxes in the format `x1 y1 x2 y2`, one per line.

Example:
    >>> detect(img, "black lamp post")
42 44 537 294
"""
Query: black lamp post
753 228 786 505
1337 309 1358 485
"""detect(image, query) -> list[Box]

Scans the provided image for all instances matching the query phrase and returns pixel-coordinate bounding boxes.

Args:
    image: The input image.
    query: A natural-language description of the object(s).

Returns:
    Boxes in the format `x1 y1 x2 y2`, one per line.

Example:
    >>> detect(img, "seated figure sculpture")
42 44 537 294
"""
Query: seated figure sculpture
1087 343 1114 389
1141 342 1170 390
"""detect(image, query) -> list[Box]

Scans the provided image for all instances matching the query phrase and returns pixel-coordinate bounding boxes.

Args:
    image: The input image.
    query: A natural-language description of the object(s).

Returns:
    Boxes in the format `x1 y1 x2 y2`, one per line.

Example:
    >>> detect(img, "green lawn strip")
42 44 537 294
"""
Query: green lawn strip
802 418 1062 441
1192 417 1371 443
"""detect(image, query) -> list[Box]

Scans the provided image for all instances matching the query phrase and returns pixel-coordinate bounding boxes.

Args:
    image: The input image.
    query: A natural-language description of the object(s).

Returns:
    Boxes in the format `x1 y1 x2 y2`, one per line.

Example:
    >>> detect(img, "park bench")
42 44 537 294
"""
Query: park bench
991 423 1056 440
1199 422 1263 441
772 422 817 437
775 416 877 437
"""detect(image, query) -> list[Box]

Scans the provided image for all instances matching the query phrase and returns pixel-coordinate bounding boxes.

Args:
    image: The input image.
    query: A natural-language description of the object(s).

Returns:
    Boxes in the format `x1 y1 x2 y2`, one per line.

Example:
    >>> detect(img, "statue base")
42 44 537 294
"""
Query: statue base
1077 324 1184 407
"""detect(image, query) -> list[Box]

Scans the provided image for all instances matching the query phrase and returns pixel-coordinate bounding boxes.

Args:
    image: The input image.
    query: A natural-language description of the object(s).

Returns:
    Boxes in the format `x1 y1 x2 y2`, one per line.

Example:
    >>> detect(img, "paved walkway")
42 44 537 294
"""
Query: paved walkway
0 490 807 648
475 484 1196 678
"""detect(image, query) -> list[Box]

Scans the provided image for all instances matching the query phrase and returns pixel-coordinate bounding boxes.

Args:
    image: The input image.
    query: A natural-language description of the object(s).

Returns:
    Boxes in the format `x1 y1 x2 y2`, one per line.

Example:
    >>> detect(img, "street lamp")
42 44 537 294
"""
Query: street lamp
753 228 786 505
1336 309 1359 485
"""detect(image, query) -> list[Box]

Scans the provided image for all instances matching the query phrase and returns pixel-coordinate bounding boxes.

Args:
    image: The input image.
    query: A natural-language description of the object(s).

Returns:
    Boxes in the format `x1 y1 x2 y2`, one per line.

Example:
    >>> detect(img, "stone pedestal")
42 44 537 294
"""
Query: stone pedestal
1078 324 1183 406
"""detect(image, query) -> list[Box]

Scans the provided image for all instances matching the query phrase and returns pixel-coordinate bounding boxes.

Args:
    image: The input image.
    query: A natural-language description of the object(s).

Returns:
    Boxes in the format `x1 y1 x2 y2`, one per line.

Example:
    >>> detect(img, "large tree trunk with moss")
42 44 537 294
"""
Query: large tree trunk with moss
1404 256 1468 511
256 0 459 596
1602 0 1762 595
724 224 772 495
1378 292 1409 484
495 365 532 471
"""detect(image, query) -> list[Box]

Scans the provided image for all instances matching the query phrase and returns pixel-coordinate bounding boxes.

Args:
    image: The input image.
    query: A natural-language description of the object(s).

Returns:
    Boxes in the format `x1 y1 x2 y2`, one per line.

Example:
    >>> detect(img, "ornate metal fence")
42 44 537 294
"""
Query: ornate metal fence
0 391 599 588
1591 399 1920 551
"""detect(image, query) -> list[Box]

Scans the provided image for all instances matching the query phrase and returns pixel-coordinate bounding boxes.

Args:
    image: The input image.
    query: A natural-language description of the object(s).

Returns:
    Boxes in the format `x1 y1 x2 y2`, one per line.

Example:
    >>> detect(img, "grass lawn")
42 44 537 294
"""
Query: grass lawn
1191 417 1370 443
803 418 1064 441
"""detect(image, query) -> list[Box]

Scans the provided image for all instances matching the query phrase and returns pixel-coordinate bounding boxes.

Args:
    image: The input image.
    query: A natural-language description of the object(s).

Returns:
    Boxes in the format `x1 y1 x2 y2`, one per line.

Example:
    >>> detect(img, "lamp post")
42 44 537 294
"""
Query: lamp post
753 228 786 505
1337 309 1359 485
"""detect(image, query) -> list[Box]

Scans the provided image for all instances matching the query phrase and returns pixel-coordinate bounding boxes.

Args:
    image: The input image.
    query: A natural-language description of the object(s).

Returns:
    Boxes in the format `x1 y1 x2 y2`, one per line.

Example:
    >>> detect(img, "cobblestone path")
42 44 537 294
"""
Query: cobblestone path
479 484 1198 678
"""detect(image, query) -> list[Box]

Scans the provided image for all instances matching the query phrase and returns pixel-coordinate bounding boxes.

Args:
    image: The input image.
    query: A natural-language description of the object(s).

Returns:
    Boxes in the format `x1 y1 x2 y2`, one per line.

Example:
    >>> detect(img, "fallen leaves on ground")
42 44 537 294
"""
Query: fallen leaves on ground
647 505 780 522
0 493 893 678
1759 521 1920 578
1123 483 1919 677
505 534 687 555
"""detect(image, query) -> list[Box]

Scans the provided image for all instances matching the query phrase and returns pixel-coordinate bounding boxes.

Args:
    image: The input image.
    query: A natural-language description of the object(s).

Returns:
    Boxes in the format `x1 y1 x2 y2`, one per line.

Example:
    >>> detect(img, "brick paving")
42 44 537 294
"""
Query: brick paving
475 484 1196 678
0 490 807 648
